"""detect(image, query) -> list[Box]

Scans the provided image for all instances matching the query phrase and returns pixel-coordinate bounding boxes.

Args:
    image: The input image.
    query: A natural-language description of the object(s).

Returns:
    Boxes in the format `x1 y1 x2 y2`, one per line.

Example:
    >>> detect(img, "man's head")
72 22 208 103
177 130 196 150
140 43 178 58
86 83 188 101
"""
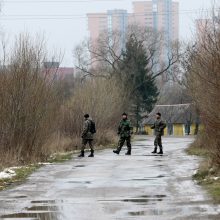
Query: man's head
156 112 161 120
84 114 89 119
122 112 128 120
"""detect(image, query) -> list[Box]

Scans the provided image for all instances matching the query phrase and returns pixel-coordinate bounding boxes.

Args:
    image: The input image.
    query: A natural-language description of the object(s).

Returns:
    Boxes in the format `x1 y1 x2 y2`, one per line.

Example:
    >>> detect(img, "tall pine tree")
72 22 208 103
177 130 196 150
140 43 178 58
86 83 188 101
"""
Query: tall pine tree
121 35 159 132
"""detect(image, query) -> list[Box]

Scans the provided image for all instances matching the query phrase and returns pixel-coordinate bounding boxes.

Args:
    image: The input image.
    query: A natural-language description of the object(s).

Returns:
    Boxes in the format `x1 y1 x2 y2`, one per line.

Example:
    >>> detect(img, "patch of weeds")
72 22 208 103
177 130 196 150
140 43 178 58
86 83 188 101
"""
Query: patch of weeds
186 145 210 157
188 141 220 203
207 181 220 203
0 164 41 191
14 165 41 182
193 166 220 203
193 169 210 182
47 152 73 163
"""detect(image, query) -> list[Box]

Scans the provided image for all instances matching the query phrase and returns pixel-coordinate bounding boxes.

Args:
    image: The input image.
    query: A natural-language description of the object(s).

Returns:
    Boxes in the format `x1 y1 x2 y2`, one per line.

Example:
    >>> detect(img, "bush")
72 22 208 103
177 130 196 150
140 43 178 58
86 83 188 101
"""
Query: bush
0 34 128 168
184 18 220 166
60 78 126 147
0 34 60 165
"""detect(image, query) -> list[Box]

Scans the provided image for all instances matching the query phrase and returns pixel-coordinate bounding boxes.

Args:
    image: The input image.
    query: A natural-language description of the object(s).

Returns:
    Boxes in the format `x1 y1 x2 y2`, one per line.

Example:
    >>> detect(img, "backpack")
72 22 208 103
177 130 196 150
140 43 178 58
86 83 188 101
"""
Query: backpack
89 120 96 134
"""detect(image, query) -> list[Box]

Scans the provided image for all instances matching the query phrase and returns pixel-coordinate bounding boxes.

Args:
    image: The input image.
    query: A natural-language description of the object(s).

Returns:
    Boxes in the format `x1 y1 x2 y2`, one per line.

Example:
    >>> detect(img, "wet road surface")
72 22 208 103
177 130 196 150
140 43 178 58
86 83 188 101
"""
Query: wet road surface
0 136 220 220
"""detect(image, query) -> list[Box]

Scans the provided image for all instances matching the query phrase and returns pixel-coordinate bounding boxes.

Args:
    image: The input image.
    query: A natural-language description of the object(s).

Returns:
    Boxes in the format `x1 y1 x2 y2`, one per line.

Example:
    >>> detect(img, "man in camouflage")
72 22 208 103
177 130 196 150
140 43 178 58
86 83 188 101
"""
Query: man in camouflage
78 114 94 158
113 113 133 155
151 112 166 155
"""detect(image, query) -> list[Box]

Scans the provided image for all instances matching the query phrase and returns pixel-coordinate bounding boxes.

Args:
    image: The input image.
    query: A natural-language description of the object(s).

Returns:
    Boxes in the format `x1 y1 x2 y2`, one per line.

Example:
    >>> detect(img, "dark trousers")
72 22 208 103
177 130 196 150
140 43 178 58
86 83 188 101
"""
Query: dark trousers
154 134 162 150
118 136 131 152
81 139 94 151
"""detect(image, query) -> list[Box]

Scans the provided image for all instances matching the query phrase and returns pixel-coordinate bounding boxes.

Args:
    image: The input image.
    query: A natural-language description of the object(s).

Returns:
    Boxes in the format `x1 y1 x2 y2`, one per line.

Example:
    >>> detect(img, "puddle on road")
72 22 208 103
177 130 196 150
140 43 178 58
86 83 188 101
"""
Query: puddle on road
140 195 166 199
122 196 165 204
122 175 167 182
11 195 27 199
1 211 59 220
31 200 56 204
128 211 146 216
67 181 91 184
74 165 85 168
27 205 58 211
1 202 60 220
100 195 166 205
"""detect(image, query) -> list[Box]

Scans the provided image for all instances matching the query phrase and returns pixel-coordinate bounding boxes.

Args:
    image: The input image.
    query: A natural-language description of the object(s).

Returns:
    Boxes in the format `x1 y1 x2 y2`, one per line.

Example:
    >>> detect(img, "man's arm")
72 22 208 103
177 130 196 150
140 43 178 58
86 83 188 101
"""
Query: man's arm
129 121 133 134
82 121 89 137
118 122 122 135
151 123 155 129
160 121 166 130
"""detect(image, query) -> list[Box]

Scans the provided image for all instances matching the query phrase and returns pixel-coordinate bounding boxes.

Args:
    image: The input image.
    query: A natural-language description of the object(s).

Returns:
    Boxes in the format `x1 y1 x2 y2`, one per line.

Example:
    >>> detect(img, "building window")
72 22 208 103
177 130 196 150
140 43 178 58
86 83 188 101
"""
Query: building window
153 4 158 12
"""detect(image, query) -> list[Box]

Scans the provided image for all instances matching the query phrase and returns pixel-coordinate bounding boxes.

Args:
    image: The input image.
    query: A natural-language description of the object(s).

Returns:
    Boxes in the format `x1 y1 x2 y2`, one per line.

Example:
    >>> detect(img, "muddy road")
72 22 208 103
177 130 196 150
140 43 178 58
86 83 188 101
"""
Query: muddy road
0 136 220 220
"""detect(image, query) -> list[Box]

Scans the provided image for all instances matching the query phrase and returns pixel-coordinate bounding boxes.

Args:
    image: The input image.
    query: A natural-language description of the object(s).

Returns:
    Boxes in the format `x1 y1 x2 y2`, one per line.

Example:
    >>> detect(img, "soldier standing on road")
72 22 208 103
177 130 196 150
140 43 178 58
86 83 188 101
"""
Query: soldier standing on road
113 113 133 155
78 114 95 158
151 112 166 155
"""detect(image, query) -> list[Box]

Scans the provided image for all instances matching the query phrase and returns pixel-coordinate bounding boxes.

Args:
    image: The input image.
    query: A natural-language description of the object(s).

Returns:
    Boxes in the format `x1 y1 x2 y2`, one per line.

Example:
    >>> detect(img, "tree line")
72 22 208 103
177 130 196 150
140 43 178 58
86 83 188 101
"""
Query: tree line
0 16 219 168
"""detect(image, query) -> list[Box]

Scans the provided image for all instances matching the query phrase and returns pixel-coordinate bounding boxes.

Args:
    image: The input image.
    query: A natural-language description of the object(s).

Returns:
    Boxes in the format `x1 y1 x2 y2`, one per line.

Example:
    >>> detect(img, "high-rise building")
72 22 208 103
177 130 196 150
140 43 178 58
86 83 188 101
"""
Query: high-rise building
132 0 179 41
87 9 130 50
87 1 179 84
87 13 108 43
87 0 179 44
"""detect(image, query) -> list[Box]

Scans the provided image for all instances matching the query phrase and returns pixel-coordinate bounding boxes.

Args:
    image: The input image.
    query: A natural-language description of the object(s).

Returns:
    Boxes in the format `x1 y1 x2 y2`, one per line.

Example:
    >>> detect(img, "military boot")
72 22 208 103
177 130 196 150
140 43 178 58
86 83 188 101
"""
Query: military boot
78 150 84 157
125 149 131 155
113 148 120 155
88 149 94 157
157 148 163 155
151 147 157 154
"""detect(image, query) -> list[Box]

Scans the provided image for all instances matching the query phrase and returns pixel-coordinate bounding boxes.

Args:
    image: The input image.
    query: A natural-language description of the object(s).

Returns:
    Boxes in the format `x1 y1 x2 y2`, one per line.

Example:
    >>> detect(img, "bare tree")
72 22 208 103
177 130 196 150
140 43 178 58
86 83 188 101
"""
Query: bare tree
183 13 220 163
0 33 62 165
74 25 180 84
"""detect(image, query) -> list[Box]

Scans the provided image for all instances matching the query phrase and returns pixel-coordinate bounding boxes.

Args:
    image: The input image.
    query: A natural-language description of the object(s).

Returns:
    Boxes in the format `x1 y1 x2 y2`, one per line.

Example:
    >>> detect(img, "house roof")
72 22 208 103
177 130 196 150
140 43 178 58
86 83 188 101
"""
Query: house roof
142 104 199 125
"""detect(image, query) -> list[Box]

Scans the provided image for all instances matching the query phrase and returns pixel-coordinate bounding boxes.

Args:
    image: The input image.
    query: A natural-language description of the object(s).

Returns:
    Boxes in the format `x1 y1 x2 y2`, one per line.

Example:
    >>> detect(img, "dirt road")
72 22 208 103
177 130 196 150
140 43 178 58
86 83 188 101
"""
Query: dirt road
0 136 220 220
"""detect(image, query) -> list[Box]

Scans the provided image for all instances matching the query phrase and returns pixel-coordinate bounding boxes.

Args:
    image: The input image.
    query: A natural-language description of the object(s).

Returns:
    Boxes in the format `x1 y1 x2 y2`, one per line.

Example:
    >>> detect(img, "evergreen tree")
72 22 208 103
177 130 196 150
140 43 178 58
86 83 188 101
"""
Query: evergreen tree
121 35 159 132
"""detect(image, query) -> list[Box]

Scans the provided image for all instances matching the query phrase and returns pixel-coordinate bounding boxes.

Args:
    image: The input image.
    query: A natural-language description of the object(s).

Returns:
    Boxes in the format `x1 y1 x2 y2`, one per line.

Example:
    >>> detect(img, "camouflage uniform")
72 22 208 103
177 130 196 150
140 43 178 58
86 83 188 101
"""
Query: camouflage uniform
81 119 94 151
116 119 133 154
151 119 166 153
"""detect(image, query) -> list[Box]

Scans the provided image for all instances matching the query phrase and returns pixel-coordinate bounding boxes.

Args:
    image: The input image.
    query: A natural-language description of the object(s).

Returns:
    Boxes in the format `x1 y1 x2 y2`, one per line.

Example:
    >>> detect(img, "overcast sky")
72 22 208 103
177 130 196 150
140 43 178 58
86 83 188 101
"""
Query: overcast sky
0 0 214 66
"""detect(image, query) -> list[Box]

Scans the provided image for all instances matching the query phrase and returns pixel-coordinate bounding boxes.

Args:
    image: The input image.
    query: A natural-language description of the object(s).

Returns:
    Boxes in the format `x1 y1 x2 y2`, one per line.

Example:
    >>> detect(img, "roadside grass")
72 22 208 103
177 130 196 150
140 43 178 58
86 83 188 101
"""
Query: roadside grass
187 143 220 203
193 166 220 203
47 151 74 163
0 165 41 191
186 144 210 157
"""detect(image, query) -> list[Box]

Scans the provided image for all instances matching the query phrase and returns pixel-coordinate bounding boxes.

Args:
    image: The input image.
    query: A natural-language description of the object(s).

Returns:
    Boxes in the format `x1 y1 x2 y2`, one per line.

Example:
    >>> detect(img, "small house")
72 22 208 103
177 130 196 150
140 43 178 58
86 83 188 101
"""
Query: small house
142 104 200 136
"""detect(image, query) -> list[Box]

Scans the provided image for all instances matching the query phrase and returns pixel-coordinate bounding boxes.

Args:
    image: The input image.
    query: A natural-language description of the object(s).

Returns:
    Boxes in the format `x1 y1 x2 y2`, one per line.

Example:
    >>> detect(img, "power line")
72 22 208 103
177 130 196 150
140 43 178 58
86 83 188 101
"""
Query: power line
0 9 210 16
0 9 212 20
2 0 123 3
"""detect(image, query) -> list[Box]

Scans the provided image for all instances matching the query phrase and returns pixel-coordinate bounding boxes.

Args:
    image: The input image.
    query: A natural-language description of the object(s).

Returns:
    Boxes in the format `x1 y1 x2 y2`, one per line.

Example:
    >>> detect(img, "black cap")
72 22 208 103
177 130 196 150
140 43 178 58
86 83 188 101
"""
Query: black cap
156 112 161 117
84 114 89 118
122 112 127 116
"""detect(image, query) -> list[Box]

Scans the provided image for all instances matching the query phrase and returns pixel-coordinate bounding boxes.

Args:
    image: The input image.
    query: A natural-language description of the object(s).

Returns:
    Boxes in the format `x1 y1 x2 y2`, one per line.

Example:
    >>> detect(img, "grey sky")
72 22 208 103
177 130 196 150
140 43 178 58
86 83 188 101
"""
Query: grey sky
0 0 213 66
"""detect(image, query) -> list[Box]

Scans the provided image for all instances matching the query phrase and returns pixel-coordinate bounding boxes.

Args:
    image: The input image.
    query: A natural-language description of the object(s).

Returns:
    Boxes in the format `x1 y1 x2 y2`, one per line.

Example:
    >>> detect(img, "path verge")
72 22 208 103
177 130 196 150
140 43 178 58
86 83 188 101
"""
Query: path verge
186 143 220 203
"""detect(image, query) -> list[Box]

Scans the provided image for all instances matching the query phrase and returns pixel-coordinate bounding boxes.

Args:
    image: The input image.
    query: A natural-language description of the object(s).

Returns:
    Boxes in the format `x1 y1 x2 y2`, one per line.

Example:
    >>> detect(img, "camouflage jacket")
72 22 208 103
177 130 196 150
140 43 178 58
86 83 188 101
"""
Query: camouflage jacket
151 119 166 136
82 119 93 140
118 119 133 138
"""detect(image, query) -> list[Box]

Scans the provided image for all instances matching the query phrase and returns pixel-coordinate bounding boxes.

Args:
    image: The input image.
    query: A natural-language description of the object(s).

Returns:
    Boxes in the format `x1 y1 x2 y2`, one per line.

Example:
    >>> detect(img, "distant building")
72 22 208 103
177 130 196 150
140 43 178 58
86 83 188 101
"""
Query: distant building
132 0 179 41
43 62 74 80
87 9 130 50
87 1 179 84
87 0 179 47
142 104 201 136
